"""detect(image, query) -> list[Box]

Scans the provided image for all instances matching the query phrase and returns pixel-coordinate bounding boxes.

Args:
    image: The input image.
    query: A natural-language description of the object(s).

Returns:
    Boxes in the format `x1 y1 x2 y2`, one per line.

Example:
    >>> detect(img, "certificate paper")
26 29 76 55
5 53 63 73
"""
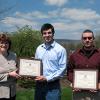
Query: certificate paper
19 59 42 77
73 69 98 90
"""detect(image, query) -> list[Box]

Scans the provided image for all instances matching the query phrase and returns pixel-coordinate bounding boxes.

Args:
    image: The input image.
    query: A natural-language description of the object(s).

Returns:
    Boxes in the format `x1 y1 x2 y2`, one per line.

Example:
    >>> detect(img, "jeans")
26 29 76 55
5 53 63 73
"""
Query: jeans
34 80 61 100
73 91 100 100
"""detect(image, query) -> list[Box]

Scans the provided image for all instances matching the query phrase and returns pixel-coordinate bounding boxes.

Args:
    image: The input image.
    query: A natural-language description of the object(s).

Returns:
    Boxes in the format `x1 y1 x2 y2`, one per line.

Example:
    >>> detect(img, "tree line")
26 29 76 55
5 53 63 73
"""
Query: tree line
8 25 100 58
9 25 42 58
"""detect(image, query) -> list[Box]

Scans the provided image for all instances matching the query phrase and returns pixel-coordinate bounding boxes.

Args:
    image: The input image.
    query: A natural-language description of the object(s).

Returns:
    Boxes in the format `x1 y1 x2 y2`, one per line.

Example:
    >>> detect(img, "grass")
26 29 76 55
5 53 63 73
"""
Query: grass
61 87 72 100
16 89 34 100
16 87 72 100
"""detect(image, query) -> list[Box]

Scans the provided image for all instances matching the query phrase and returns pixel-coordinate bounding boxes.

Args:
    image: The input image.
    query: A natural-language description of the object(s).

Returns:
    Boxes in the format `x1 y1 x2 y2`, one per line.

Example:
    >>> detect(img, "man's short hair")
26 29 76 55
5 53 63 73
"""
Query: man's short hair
82 29 95 39
41 23 55 34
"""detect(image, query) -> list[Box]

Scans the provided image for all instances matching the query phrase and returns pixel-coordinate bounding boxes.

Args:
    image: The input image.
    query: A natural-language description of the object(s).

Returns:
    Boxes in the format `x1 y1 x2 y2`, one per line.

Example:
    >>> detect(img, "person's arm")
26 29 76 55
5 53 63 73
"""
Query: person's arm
67 54 75 83
0 73 8 82
46 48 67 82
98 69 100 89
6 52 20 79
67 54 81 91
0 71 19 82
0 60 17 82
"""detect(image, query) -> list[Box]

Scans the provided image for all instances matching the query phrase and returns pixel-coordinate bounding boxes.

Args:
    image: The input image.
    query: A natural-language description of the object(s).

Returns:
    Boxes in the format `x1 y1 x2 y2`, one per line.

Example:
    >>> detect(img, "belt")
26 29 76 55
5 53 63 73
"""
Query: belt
47 79 60 84
36 79 60 85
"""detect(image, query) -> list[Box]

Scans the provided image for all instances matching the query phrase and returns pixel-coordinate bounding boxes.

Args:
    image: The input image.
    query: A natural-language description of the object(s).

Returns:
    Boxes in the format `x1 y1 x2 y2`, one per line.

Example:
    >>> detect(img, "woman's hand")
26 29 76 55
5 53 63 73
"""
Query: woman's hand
8 70 20 78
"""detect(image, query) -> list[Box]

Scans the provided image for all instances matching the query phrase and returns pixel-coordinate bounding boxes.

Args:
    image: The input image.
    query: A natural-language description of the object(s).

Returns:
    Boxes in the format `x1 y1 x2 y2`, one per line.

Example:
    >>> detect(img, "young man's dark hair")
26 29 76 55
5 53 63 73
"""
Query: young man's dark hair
41 23 55 34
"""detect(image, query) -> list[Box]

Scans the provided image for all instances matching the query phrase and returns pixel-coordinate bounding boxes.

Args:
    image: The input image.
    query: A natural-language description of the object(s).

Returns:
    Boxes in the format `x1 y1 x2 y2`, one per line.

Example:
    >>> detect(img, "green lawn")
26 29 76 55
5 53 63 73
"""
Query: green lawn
16 89 34 100
61 87 72 100
16 87 72 100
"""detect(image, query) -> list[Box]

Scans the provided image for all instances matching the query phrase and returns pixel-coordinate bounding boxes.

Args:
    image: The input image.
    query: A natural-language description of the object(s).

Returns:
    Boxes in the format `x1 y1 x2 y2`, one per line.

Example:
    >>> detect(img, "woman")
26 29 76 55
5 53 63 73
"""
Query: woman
0 33 19 100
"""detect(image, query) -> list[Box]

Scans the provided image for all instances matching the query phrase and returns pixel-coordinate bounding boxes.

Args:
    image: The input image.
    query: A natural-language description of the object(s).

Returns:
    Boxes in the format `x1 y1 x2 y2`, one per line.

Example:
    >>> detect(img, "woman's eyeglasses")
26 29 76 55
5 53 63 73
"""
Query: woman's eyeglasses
0 41 9 44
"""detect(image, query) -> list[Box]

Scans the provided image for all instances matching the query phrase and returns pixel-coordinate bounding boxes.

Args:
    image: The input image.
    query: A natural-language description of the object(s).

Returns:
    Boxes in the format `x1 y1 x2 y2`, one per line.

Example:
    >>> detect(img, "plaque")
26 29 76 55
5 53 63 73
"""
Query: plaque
19 58 42 77
73 69 98 90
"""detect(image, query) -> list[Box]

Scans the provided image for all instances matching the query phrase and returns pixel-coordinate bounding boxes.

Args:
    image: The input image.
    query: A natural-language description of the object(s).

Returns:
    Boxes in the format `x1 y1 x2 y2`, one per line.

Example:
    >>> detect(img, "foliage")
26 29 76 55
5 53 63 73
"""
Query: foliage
17 79 35 89
10 25 42 57
95 35 100 48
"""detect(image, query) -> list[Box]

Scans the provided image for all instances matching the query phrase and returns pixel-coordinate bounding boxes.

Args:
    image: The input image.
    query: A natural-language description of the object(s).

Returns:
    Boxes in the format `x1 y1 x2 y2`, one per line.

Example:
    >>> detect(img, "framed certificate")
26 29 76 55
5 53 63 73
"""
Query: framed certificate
73 69 98 90
19 58 42 77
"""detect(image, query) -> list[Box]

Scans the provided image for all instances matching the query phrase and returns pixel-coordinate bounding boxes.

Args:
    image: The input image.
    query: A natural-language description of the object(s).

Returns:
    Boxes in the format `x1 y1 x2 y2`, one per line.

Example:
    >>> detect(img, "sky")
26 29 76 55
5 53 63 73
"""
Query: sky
0 0 100 40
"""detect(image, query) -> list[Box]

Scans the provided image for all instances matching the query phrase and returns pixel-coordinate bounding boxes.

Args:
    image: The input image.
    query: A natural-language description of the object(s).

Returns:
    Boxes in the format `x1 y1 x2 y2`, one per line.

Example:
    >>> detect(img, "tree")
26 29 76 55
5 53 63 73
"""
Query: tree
95 35 100 48
10 25 42 57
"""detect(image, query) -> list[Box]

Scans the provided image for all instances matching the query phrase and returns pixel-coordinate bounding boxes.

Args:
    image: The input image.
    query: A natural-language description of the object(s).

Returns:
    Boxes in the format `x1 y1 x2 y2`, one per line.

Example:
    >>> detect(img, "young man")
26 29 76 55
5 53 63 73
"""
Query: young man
67 29 100 100
34 23 67 100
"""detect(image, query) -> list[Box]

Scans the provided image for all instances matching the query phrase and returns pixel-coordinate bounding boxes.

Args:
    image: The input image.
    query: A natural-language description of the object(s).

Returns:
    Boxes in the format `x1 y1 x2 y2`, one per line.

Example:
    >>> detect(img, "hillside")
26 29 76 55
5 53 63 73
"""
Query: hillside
55 39 80 44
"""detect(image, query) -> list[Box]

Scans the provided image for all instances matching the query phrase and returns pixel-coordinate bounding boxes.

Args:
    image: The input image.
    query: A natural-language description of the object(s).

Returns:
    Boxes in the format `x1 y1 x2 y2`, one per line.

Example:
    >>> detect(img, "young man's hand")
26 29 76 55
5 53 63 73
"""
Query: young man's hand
35 76 47 82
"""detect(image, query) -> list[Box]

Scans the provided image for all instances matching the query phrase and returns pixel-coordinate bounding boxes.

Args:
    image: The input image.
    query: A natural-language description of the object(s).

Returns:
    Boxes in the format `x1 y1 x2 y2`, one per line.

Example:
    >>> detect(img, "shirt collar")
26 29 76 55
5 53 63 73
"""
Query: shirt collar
78 46 99 55
41 41 55 49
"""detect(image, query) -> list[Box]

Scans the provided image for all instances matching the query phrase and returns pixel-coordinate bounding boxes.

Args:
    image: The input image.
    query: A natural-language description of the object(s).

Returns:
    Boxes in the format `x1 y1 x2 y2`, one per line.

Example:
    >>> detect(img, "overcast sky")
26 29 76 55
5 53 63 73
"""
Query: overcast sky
0 0 100 40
